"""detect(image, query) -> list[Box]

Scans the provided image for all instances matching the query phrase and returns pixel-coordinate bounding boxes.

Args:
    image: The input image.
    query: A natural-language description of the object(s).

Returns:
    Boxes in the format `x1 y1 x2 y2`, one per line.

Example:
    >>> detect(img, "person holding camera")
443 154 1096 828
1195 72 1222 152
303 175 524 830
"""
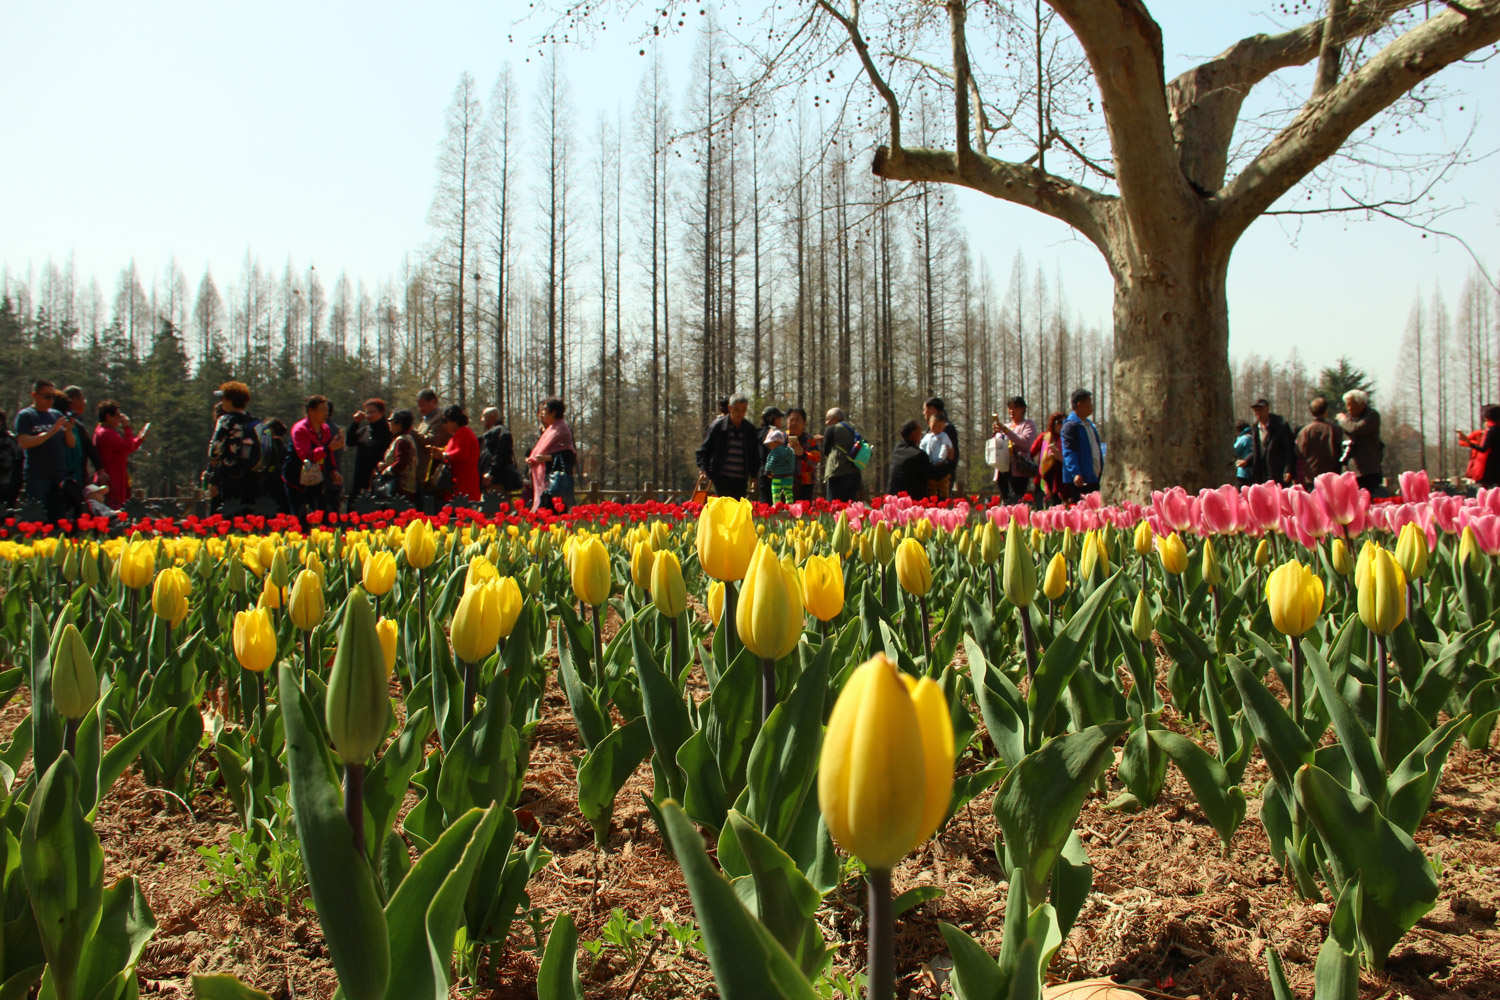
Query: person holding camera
14 379 76 519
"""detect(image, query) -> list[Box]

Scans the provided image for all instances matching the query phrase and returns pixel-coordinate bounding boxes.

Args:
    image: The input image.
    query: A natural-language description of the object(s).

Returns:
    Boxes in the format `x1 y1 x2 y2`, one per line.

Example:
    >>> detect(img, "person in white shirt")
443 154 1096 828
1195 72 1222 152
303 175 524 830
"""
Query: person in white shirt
919 413 955 498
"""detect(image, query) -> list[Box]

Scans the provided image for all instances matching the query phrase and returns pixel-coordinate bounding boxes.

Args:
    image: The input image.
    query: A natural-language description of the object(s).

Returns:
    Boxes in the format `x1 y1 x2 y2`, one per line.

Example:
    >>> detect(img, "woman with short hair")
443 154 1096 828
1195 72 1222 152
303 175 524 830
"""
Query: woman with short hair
93 399 148 508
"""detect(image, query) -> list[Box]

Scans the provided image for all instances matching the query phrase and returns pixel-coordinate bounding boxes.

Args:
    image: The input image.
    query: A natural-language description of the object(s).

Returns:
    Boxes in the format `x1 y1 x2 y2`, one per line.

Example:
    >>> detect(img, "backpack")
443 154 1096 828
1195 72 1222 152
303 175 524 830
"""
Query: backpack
840 422 874 471
213 413 261 474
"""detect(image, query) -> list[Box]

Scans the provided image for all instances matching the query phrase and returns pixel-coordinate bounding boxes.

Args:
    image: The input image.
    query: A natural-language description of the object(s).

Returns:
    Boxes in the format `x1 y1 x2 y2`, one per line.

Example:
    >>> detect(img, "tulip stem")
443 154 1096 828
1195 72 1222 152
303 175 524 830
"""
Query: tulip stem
760 656 776 726
724 582 740 661
1019 604 1039 682
303 630 315 678
592 603 606 688
417 566 427 633
1289 637 1305 727
988 565 999 607
918 596 933 671
668 615 682 683
343 763 366 859
64 719 78 758
1376 635 1390 768
462 658 477 724
866 867 894 1000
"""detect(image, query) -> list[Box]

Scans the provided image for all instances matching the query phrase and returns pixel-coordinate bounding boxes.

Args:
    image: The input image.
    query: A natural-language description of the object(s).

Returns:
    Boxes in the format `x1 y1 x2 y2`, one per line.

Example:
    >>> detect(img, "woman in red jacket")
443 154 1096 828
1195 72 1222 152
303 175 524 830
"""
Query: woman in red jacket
92 400 148 507
427 405 481 505
1458 404 1500 487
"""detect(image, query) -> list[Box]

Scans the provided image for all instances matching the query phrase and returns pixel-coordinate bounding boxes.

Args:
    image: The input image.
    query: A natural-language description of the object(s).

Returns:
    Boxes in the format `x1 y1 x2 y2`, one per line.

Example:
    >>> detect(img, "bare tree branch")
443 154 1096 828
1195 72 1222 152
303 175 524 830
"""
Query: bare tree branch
1217 0 1500 237
817 0 903 150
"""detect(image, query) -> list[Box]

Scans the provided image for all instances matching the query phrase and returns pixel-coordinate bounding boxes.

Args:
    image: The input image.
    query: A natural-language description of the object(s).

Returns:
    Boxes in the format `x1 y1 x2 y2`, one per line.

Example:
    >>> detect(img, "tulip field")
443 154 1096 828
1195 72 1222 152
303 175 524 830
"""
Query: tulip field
1 471 1499 1000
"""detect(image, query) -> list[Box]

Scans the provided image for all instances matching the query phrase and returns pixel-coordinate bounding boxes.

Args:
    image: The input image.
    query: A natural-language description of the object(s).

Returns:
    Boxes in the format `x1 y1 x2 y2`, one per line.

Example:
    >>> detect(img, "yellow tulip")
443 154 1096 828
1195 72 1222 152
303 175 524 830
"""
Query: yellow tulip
52 623 98 720
1266 560 1324 637
831 511 853 557
1130 590 1154 642
376 617 398 679
151 567 191 627
1042 552 1069 601
232 607 277 674
118 540 155 590
1459 525 1480 568
570 535 612 607
1201 537 1221 588
1157 532 1187 575
707 580 725 625
873 523 895 565
465 553 500 591
631 539 656 591
288 569 325 632
259 574 284 610
493 576 524 639
1357 546 1407 636
356 550 394 597
1394 522 1428 580
737 543 803 661
818 653 954 869
267 547 291 589
1254 539 1271 568
894 538 932 598
1079 533 1100 582
980 521 1002 566
802 553 844 622
1330 538 1353 578
1132 520 1154 558
651 550 687 618
403 518 437 570
1002 520 1035 608
451 581 503 664
696 497 757 582
325 590 392 765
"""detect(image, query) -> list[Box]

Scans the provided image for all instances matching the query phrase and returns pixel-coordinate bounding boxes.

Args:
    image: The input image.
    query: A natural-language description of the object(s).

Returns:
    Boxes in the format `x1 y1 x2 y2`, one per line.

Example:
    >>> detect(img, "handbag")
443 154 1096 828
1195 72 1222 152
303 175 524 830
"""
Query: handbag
540 451 574 508
298 459 324 487
425 459 453 494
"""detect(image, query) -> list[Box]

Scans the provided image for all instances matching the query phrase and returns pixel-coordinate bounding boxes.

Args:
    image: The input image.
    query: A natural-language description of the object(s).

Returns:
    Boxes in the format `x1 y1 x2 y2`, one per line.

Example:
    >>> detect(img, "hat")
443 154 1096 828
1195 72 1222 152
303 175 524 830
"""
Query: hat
764 427 787 446
761 406 784 424
1251 398 1270 409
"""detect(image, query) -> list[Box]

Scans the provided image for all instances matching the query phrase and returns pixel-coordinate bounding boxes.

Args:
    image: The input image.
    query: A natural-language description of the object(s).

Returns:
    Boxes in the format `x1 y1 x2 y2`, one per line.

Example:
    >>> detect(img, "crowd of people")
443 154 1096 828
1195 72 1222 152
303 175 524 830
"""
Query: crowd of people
0 378 577 523
7 373 1499 524
694 387 1108 507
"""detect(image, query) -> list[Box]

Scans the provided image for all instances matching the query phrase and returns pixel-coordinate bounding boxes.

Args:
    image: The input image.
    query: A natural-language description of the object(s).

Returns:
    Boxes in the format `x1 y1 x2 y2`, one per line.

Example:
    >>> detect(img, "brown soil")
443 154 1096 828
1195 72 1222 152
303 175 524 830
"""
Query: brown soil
4 637 1498 1000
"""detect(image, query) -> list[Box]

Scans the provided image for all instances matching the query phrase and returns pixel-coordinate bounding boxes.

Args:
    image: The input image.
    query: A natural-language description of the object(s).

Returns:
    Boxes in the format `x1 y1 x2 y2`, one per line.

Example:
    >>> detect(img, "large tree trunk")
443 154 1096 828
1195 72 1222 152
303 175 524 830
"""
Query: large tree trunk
1106 229 1233 499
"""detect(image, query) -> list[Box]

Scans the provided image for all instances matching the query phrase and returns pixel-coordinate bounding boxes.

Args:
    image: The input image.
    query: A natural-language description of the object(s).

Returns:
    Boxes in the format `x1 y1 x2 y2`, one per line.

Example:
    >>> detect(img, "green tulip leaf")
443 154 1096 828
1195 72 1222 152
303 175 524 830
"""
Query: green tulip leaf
745 648 828 846
20 754 101 1000
1149 730 1246 851
537 912 584 1000
577 718 652 846
1026 573 1122 737
190 975 274 1000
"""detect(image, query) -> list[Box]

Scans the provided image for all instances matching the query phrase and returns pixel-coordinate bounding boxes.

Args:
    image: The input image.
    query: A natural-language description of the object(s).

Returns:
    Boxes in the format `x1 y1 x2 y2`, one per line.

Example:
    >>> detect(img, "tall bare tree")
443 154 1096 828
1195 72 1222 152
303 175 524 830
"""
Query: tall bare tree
430 72 483 409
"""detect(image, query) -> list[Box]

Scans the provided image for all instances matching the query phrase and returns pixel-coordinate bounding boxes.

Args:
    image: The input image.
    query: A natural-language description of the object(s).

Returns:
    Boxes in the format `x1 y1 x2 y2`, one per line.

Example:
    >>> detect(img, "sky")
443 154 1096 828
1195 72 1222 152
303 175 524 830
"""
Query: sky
3 0 1496 395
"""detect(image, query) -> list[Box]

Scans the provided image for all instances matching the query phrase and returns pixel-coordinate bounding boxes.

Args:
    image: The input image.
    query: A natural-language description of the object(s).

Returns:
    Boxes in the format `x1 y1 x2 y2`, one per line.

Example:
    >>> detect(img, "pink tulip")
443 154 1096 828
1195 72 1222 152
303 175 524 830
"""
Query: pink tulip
1152 487 1194 533
1244 481 1282 532
1197 485 1240 535
1314 472 1360 526
1470 514 1500 554
1281 513 1315 550
1398 469 1430 504
1290 489 1333 538
1430 494 1462 535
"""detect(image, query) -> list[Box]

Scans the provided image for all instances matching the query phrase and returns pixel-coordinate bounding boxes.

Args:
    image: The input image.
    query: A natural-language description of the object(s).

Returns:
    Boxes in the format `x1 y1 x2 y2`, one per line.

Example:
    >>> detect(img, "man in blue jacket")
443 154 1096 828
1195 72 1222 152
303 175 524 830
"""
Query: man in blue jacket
1060 388 1104 501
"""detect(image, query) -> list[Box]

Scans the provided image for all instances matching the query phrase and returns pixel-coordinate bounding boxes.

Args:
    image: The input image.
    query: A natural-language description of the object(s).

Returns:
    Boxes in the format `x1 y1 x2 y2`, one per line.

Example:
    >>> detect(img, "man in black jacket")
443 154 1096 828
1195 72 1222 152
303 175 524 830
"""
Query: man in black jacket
695 393 759 499
887 420 933 499
1249 397 1295 485
479 407 520 496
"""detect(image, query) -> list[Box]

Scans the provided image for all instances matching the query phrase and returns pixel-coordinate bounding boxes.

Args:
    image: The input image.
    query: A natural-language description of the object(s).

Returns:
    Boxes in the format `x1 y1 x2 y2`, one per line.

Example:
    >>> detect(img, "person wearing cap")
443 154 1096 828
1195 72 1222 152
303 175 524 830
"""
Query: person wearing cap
695 393 759 499
1249 396 1295 485
754 406 786 502
991 395 1038 503
1060 388 1104 501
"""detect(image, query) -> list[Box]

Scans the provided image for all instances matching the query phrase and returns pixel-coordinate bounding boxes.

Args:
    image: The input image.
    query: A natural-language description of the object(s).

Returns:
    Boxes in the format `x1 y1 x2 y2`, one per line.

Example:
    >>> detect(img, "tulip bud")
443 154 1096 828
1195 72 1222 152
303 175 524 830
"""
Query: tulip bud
362 550 397 597
1330 538 1353 578
227 555 247 595
831 511 853 557
324 590 392 765
1266 560 1324 637
874 523 895 565
1157 532 1187 576
857 532 875 564
570 535 612 608
52 623 98 720
1394 522 1428 580
1042 552 1069 601
522 563 543 596
894 538 933 598
707 580 725 625
119 539 156 590
259 574 284 609
376 617 398 679
1079 533 1100 583
451 581 503 664
1130 590 1154 643
630 539 656 591
61 544 81 584
1357 546 1406 636
232 607 277 674
818 653 954 869
980 521 1002 566
737 543 803 660
80 547 100 589
288 569 325 632
1133 521 1153 558
696 497 757 582
651 550 687 618
403 519 436 570
268 547 291 590
1253 538 1270 568
802 553 844 622
1201 537 1221 588
1459 526 1480 568
1002 520 1036 608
